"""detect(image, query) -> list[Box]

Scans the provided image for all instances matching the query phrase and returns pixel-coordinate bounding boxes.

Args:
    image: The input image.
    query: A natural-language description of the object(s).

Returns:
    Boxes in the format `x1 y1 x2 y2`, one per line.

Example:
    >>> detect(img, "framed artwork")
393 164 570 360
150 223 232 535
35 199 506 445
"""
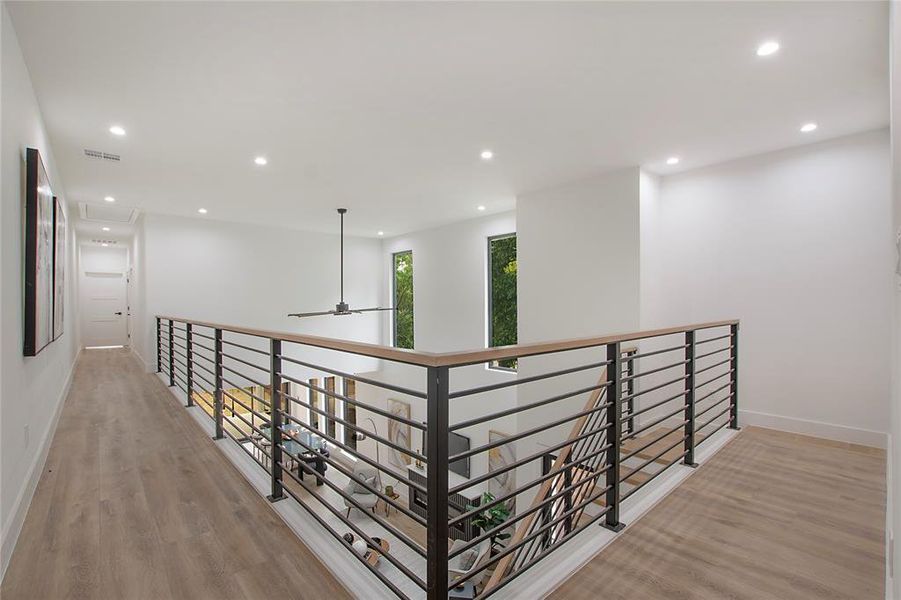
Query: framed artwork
488 430 516 511
386 399 412 470
53 196 66 340
24 148 54 356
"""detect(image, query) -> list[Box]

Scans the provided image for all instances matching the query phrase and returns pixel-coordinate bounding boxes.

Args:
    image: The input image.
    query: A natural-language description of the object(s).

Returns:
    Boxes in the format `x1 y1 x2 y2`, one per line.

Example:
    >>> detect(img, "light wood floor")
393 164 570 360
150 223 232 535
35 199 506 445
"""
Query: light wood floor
552 426 886 600
1 348 351 600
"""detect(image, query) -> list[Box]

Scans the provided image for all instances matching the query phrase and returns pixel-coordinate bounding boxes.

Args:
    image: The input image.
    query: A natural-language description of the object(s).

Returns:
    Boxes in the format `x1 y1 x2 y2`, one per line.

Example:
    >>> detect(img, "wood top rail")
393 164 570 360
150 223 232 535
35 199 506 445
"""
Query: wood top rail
157 316 739 369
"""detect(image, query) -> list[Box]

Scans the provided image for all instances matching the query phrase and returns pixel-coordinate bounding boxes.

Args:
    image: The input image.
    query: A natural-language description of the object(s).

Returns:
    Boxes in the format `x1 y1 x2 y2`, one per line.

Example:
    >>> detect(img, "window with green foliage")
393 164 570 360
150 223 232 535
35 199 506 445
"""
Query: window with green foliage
488 234 517 370
393 251 414 349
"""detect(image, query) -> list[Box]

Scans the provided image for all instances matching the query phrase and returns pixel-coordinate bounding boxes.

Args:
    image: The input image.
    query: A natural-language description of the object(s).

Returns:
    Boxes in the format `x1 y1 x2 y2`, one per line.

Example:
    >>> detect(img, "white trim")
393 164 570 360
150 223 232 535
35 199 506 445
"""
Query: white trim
1 349 81 581
131 346 151 373
739 409 888 449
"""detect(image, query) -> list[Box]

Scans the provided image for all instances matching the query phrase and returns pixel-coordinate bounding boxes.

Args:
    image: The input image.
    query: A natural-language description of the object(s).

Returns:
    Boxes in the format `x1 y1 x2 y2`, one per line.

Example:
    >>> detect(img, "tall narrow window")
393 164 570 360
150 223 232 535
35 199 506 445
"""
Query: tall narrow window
324 376 337 439
488 234 517 370
344 378 357 451
309 378 321 431
393 250 414 349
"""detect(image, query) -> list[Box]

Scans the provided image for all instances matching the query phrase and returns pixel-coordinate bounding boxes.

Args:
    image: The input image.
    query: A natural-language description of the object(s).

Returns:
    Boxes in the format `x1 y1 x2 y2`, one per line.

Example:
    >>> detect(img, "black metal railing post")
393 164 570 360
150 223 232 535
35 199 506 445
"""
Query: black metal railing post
268 338 285 501
156 317 162 373
729 324 740 429
563 463 573 537
213 328 224 440
186 323 194 407
683 330 698 467
167 319 175 387
603 342 625 532
425 365 449 600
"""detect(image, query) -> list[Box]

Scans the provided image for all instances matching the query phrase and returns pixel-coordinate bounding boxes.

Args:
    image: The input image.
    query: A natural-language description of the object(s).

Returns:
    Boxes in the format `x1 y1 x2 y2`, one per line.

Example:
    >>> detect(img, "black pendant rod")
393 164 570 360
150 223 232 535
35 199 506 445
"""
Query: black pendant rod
338 208 346 304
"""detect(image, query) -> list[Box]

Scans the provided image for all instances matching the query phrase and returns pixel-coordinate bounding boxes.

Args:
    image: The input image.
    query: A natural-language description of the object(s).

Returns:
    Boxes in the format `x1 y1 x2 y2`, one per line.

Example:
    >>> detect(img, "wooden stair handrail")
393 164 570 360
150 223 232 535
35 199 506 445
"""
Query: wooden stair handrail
483 365 610 591
157 314 737 368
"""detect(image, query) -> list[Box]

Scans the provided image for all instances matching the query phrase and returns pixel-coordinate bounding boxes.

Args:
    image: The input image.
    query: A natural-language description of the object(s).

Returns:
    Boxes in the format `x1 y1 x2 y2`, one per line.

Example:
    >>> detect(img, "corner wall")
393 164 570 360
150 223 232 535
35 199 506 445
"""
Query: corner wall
0 4 80 578
642 129 893 447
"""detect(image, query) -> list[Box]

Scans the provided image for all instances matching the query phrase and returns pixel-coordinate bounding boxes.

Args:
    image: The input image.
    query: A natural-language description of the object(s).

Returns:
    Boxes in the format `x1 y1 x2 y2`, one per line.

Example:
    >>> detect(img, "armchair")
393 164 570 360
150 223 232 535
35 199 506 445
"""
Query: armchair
343 465 379 518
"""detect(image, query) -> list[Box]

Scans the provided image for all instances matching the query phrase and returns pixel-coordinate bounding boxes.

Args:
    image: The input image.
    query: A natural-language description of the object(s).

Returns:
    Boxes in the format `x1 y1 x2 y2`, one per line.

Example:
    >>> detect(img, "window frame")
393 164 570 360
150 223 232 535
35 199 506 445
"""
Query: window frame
487 232 518 372
391 249 414 349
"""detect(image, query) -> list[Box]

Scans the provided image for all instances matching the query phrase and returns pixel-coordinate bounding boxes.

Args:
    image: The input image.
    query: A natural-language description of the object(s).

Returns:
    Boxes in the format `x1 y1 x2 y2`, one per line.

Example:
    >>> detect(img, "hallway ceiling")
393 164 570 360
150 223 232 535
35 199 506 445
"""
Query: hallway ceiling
7 1 889 236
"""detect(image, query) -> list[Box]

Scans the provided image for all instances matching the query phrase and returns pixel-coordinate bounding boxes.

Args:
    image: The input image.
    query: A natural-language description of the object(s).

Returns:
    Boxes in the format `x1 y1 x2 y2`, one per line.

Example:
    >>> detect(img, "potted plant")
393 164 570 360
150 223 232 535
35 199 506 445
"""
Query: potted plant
467 492 511 554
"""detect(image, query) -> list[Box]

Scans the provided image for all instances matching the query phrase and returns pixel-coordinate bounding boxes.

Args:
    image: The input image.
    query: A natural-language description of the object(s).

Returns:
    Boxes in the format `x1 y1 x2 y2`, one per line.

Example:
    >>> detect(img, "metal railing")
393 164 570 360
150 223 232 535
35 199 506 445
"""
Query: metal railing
156 317 739 599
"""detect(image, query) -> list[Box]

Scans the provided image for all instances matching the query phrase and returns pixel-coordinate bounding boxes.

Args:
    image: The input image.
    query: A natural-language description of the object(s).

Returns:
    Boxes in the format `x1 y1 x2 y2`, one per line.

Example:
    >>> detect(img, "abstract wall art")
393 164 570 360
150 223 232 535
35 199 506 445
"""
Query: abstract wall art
24 148 55 356
386 398 412 471
488 430 517 511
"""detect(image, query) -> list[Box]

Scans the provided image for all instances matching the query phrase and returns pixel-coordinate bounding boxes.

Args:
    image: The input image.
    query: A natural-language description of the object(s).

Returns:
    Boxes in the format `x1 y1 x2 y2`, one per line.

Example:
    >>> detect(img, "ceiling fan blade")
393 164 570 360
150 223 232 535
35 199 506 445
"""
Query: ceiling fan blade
287 310 339 318
353 307 397 313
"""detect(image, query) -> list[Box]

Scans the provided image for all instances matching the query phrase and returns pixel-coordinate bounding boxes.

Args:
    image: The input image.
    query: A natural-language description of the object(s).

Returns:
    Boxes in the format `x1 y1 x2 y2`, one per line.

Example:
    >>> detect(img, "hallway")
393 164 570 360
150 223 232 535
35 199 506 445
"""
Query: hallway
1 349 350 600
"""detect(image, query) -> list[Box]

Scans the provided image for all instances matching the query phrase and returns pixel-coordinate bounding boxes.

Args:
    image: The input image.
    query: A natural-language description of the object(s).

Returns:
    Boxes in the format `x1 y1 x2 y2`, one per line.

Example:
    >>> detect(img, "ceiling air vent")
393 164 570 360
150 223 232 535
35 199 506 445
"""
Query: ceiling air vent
84 149 121 162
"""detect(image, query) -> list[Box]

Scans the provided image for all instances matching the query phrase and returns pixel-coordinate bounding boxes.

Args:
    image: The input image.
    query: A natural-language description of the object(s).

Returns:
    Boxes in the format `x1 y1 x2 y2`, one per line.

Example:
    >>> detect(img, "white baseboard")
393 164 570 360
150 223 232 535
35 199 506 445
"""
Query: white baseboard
739 409 888 449
1 349 81 581
131 346 151 373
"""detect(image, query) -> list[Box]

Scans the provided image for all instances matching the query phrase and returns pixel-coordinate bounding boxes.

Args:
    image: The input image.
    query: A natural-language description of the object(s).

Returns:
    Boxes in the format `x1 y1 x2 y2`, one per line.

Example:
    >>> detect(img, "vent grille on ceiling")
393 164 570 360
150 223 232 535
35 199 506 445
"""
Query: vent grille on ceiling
91 239 118 245
84 149 120 162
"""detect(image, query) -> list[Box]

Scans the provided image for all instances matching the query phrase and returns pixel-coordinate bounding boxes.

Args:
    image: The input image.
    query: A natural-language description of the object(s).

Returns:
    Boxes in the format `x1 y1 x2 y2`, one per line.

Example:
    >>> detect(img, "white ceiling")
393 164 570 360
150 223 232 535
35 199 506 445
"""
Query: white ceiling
8 1 889 237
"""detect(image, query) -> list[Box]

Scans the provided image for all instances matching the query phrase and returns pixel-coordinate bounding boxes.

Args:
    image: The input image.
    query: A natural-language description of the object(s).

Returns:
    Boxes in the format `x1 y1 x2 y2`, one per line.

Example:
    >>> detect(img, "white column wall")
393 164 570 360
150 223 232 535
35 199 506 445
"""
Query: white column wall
515 167 642 506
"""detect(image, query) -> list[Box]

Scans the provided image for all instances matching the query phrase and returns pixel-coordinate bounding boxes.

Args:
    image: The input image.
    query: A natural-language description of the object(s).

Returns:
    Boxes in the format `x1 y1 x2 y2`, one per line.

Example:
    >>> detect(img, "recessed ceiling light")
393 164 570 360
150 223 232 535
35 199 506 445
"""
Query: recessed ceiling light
480 150 494 160
104 196 115 203
800 122 818 133
477 205 486 211
756 40 780 57
254 156 268 166
377 231 384 236
101 243 109 247
666 157 680 165
109 125 126 136
198 208 208 214
102 226 110 232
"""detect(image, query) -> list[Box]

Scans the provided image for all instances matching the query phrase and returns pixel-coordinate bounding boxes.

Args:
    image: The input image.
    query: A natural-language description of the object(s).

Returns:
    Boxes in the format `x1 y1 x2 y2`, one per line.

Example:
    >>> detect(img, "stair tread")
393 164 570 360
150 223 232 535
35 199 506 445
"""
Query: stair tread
620 427 706 465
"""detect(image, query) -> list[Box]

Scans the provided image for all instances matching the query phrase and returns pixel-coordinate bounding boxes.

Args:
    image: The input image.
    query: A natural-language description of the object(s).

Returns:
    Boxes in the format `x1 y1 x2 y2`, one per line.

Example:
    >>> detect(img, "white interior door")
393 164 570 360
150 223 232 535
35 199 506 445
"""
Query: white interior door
80 245 129 348
82 271 128 346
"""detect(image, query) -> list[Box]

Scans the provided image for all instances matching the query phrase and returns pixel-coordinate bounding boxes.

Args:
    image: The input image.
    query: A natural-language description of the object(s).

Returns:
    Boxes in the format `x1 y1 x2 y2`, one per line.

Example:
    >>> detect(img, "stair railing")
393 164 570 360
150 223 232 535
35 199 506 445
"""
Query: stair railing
155 316 739 600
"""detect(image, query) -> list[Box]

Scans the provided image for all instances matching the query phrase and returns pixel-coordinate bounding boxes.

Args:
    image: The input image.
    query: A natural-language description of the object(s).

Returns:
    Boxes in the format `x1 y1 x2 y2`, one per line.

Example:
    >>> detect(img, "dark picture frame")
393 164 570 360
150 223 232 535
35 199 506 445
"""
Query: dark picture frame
53 196 66 340
24 147 54 356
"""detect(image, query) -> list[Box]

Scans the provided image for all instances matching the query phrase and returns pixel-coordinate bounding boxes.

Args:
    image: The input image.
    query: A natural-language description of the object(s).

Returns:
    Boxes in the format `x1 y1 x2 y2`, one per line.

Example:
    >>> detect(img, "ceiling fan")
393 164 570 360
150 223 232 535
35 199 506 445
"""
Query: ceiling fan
288 208 396 318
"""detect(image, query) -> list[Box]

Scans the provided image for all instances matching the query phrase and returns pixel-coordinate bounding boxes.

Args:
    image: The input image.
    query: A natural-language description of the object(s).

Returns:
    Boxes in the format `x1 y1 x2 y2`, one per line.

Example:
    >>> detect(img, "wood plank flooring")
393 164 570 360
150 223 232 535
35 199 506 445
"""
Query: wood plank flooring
1 348 351 600
552 426 886 600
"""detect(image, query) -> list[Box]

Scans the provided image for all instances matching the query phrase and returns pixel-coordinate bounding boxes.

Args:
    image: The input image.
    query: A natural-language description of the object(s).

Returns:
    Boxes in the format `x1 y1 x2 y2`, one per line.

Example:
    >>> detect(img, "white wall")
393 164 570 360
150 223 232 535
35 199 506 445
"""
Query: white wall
138 213 384 378
0 4 80 578
643 129 893 447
